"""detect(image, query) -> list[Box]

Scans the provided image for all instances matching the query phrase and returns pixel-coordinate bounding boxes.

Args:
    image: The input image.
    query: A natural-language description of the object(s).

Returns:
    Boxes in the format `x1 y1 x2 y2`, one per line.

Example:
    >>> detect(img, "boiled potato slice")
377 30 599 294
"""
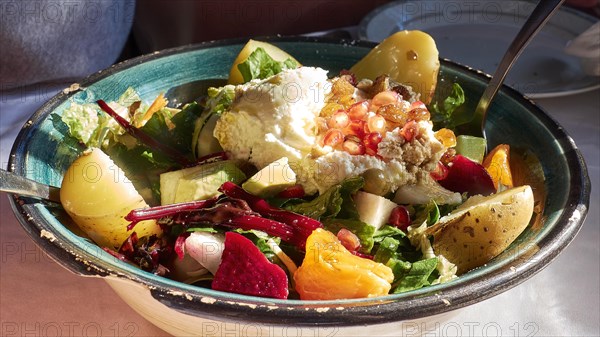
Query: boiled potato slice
350 30 439 104
228 39 301 85
425 185 534 274
60 148 162 250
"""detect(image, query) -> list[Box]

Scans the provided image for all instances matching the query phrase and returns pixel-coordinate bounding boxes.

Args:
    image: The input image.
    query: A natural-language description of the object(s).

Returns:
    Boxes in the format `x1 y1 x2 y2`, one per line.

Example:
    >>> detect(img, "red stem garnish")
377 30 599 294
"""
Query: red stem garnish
125 198 218 231
96 99 193 166
219 182 322 235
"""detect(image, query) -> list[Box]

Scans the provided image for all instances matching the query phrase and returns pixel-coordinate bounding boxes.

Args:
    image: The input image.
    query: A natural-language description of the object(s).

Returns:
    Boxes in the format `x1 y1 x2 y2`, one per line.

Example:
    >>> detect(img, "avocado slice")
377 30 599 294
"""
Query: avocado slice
160 160 246 205
455 135 486 164
242 157 296 197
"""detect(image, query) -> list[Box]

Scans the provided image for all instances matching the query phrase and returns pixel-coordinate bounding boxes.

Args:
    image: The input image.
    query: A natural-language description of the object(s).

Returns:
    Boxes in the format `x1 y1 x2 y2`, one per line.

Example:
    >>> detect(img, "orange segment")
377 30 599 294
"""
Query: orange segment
483 144 514 190
294 228 393 300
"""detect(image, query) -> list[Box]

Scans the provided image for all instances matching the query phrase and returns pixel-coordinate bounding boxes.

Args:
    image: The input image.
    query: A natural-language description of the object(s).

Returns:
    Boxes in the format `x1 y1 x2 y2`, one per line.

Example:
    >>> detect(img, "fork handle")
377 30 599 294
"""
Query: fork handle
473 0 566 139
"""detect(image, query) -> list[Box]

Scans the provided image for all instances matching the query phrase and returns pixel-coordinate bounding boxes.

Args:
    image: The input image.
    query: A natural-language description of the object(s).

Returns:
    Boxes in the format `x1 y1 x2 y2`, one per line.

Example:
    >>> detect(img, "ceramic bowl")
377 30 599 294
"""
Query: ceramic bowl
8 37 590 336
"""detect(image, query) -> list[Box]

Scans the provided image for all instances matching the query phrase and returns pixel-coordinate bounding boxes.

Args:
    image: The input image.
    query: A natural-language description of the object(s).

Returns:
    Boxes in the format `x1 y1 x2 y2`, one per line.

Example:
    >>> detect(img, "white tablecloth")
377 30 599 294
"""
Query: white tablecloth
1 83 598 336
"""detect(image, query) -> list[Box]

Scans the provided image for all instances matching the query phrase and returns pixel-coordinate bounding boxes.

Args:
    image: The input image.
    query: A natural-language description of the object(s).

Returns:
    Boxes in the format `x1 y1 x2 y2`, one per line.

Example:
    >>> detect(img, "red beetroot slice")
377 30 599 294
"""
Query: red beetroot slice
212 232 289 299
438 154 496 196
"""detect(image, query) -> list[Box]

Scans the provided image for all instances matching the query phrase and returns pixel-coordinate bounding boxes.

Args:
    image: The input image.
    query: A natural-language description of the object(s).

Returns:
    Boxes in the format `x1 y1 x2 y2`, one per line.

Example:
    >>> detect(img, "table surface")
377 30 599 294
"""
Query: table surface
1 81 599 336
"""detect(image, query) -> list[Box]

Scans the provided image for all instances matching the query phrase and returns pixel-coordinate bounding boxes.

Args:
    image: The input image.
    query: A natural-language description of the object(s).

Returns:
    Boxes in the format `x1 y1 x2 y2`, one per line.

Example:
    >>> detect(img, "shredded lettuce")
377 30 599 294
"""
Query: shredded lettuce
205 85 236 116
61 103 101 146
237 47 299 83
62 87 142 148
407 221 458 286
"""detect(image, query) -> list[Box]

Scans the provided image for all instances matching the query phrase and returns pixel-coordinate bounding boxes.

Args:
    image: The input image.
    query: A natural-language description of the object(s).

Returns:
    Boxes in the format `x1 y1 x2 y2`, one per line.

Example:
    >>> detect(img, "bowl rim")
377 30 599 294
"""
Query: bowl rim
7 36 591 326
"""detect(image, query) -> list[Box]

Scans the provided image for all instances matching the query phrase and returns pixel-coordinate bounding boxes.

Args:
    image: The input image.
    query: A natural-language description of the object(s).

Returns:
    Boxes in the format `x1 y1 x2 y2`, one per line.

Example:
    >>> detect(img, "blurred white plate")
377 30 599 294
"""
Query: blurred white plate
359 0 600 98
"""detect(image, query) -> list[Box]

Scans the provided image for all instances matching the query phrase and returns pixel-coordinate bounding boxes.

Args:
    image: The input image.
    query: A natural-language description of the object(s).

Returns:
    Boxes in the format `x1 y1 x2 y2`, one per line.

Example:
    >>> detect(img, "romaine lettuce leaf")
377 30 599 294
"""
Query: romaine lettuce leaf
392 257 438 293
283 177 364 220
429 82 466 129
205 85 236 116
61 102 101 146
322 218 375 253
237 47 298 83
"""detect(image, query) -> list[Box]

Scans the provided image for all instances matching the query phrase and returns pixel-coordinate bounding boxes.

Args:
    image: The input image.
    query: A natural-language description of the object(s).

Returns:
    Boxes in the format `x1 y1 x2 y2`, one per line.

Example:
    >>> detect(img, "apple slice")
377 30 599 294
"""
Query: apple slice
353 191 398 230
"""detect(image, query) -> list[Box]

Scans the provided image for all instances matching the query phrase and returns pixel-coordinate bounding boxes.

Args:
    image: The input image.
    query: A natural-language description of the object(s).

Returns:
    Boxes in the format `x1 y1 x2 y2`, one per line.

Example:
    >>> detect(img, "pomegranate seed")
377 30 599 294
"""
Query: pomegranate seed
441 148 456 166
363 132 383 156
348 100 369 120
345 120 366 138
399 120 419 141
430 161 449 181
367 115 387 134
410 100 427 110
342 138 366 155
388 206 411 231
327 111 350 129
323 129 344 147
337 228 361 251
371 91 399 111
277 184 305 199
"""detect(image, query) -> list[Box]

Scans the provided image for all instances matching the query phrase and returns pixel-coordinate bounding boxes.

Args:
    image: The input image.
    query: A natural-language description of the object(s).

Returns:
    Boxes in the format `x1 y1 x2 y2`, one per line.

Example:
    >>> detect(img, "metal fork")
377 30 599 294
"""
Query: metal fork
473 0 566 141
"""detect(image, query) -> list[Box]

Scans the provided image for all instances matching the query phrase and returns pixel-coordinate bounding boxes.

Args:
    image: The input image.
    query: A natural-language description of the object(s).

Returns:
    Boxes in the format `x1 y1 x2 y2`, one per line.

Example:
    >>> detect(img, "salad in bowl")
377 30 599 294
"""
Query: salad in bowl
55 31 539 301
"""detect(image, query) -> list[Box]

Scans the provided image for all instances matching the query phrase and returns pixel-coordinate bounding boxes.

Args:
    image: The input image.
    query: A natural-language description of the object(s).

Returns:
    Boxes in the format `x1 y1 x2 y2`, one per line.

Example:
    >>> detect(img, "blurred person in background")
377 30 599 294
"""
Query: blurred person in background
0 0 135 91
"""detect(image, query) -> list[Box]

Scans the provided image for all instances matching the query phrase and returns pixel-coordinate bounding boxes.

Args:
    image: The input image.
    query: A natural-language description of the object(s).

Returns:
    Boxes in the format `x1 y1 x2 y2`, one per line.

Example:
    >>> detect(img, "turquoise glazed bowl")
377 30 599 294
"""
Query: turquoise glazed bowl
8 37 590 336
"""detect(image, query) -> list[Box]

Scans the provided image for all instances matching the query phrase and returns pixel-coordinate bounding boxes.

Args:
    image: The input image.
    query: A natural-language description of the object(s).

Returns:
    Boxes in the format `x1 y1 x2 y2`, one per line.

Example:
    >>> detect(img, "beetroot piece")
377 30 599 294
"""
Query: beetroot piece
438 155 496 196
212 232 289 299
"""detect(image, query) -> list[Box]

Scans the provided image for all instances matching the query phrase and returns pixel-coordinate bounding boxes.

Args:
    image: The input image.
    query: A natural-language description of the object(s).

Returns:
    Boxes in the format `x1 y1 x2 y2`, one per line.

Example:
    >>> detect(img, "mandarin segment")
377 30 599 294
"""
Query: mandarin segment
294 228 393 300
483 144 514 190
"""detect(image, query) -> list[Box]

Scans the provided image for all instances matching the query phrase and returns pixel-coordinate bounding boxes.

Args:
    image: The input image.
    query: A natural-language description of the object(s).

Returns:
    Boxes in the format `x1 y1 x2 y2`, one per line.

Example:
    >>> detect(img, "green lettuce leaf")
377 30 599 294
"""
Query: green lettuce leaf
322 218 375 253
284 177 374 253
61 102 102 146
139 102 202 161
237 47 299 83
392 257 439 294
429 83 466 129
205 85 236 116
283 177 364 220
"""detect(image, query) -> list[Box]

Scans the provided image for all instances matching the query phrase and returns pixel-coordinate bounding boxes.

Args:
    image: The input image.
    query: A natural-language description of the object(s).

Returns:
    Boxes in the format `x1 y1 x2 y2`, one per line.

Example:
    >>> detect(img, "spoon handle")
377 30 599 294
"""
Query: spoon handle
0 169 61 202
474 0 566 139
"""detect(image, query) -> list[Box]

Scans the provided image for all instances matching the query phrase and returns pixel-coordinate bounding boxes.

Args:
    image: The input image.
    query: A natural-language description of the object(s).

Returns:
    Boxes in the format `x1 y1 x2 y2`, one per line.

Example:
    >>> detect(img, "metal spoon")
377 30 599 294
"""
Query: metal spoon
0 169 61 202
473 0 566 140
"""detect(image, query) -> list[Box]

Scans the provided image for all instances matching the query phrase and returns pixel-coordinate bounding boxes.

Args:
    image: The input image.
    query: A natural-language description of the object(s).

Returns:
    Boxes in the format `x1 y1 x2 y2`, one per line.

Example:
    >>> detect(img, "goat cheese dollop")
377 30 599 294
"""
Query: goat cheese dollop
214 67 446 195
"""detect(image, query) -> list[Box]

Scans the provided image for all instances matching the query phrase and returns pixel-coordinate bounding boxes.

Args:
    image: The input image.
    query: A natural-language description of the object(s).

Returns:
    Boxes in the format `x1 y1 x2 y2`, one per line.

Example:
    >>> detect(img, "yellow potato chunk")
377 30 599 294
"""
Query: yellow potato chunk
350 30 440 104
425 185 535 274
60 148 162 250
